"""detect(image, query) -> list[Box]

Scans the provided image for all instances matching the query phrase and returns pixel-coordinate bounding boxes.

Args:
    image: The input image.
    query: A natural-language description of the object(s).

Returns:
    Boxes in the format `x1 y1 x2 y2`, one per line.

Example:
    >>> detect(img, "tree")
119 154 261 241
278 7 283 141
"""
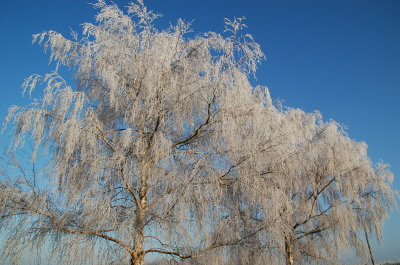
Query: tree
229 109 397 264
0 1 396 265
179 106 397 265
1 1 265 264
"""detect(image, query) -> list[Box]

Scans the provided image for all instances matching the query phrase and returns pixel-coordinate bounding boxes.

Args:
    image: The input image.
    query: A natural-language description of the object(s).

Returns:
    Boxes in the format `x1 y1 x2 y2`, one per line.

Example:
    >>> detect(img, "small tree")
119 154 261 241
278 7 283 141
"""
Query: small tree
0 1 396 265
240 109 396 264
189 104 397 264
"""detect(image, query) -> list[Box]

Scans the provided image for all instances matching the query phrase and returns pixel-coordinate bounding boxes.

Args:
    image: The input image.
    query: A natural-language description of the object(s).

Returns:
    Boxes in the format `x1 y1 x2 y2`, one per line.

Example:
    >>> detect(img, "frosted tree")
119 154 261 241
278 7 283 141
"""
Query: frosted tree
218 107 397 265
0 1 266 264
0 1 396 265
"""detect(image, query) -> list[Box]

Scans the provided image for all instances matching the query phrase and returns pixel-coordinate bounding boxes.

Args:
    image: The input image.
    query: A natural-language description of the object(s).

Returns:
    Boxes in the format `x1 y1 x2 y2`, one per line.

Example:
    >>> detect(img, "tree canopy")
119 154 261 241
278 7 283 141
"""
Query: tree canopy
0 1 396 265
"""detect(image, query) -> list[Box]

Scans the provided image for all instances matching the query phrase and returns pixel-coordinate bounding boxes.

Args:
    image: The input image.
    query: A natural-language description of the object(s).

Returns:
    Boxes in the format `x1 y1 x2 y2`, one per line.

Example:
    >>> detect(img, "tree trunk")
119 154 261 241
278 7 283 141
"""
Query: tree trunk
285 240 294 265
130 209 146 265
131 200 146 265
130 160 148 265
130 252 145 265
364 226 375 265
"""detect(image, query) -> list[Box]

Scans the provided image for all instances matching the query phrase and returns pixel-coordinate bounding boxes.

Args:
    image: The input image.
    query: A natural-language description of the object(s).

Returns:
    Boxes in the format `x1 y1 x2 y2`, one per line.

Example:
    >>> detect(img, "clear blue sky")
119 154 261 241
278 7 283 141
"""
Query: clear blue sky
0 0 399 263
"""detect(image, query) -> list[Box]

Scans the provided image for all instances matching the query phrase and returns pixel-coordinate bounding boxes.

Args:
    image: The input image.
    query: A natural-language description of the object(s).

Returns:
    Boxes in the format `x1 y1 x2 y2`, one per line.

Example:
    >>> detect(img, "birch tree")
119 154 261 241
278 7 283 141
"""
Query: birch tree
160 98 396 265
1 1 266 264
176 107 396 265
0 1 396 265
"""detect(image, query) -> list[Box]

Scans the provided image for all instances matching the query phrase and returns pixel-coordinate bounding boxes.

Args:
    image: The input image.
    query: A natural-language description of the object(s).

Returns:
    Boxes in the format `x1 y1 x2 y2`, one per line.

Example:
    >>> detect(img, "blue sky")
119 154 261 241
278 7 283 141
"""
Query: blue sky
0 0 399 263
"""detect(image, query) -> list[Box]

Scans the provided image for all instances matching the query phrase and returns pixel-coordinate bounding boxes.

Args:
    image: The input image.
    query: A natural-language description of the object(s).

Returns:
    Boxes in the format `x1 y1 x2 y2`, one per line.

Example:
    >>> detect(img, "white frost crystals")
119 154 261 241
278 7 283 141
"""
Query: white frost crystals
0 1 397 265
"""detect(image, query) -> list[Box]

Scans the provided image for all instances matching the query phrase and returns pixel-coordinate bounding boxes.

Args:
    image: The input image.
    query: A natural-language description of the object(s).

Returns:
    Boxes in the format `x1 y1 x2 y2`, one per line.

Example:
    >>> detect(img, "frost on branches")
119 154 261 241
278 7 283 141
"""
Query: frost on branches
0 1 396 265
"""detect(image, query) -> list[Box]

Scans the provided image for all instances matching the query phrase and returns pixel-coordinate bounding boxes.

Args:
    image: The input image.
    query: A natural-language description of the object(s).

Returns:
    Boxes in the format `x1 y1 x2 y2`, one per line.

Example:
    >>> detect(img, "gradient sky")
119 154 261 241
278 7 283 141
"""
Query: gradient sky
0 0 399 263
